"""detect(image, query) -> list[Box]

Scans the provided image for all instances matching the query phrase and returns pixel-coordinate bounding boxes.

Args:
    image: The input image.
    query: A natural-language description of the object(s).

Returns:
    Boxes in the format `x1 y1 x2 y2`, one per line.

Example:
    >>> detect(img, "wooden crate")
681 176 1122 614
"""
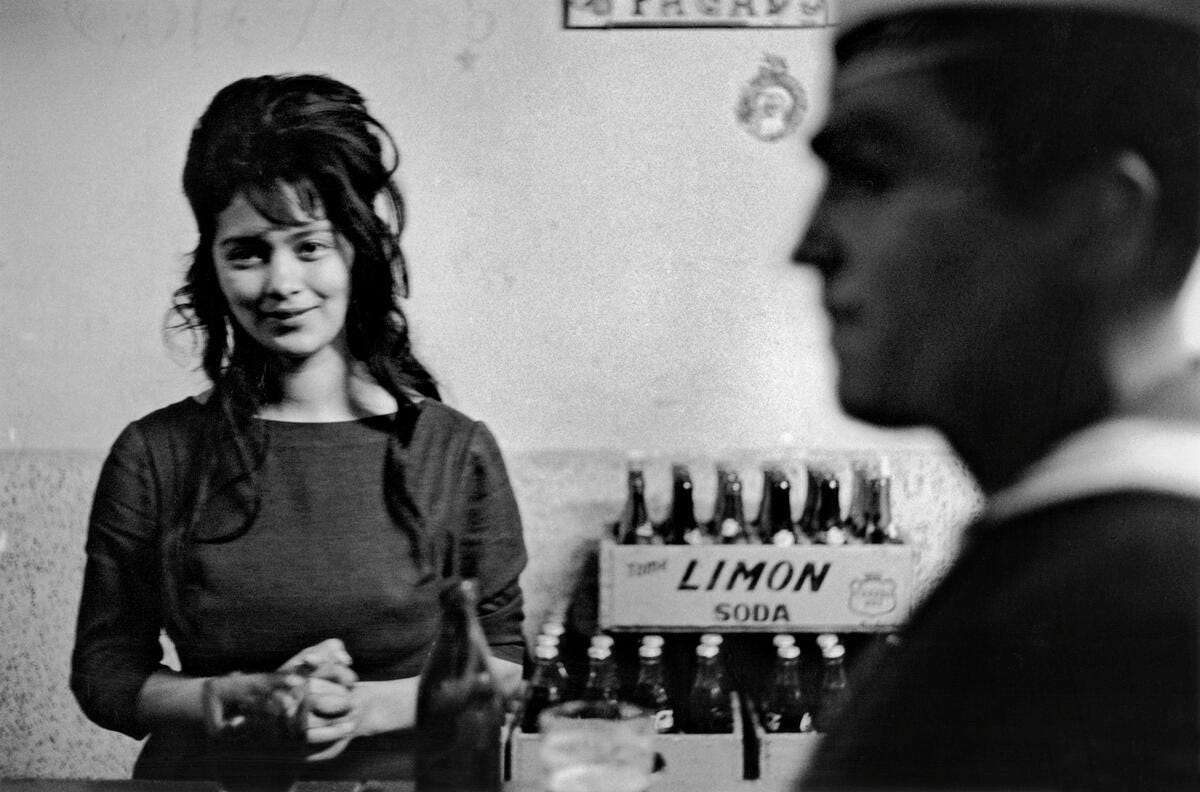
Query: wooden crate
741 698 824 791
507 694 756 792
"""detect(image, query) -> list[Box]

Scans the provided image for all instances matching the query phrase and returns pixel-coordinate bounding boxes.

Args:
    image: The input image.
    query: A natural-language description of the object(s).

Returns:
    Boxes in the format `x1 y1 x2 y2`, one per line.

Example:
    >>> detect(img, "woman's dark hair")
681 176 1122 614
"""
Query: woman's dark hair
164 75 441 631
838 9 1200 297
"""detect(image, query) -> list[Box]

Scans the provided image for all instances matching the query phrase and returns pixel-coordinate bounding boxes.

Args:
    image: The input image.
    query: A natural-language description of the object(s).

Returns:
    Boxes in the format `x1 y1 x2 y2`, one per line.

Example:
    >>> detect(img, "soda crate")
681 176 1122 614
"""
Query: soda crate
741 698 824 789
506 693 756 792
599 541 916 633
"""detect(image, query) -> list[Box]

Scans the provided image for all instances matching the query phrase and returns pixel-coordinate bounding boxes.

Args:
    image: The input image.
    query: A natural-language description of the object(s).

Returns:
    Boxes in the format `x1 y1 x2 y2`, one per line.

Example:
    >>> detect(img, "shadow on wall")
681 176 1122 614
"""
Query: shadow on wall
0 447 979 778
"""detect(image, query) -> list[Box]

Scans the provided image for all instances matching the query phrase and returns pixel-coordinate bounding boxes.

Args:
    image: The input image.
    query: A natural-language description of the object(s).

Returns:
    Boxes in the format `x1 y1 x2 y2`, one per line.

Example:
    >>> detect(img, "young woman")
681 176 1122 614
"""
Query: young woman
71 74 527 782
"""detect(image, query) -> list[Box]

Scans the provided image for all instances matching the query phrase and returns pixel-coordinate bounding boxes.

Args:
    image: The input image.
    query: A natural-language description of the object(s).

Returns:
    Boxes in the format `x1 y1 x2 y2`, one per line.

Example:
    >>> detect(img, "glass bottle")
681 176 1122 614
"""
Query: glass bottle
761 468 798 546
715 472 752 544
795 467 820 543
762 644 810 733
619 462 659 545
866 470 900 544
631 644 676 734
814 474 846 545
582 645 620 708
846 463 871 543
520 643 566 733
814 642 850 734
415 579 503 792
688 643 733 733
664 464 705 545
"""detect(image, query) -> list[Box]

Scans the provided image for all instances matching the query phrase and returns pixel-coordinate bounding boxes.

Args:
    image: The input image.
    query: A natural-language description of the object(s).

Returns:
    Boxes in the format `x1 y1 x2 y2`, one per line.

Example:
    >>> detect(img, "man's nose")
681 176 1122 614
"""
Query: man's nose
791 200 841 277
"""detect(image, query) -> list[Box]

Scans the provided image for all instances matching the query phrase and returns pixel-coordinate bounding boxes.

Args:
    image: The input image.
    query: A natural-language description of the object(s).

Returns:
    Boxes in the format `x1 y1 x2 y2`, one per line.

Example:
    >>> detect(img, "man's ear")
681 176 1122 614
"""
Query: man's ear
1051 150 1160 298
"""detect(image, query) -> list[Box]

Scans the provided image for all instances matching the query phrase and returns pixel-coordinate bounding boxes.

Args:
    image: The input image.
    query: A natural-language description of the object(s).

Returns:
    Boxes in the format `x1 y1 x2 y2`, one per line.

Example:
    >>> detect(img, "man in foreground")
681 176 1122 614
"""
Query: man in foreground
793 1 1200 787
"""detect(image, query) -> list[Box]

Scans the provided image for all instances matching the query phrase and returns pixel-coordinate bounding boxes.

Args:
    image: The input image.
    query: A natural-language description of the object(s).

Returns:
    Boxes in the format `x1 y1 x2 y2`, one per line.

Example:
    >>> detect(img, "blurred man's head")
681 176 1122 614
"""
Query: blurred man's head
795 1 1199 484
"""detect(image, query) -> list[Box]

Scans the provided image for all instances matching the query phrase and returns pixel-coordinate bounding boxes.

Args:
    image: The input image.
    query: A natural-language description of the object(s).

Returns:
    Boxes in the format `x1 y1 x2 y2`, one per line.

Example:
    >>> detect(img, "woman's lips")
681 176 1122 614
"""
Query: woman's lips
260 306 315 326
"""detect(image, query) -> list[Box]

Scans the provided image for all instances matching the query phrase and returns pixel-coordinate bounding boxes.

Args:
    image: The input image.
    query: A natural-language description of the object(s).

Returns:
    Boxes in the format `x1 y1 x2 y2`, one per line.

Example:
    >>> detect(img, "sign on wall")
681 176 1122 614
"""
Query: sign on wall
600 543 916 632
564 0 835 29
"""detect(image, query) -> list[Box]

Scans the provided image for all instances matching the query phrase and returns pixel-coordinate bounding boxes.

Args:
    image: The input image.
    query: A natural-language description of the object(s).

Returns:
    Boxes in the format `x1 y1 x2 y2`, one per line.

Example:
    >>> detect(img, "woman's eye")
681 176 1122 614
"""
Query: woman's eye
224 247 264 268
296 239 334 261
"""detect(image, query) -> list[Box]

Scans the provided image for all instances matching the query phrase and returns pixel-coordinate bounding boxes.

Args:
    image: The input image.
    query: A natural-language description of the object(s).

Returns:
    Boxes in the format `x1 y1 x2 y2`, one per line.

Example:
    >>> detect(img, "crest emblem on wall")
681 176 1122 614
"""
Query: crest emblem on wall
737 53 806 142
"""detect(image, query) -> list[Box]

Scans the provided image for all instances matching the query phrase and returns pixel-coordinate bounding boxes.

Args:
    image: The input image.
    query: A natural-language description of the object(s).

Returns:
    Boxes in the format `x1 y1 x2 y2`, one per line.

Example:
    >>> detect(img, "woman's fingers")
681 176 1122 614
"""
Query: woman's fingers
303 735 354 763
279 638 353 673
305 677 354 718
303 717 357 746
306 659 358 688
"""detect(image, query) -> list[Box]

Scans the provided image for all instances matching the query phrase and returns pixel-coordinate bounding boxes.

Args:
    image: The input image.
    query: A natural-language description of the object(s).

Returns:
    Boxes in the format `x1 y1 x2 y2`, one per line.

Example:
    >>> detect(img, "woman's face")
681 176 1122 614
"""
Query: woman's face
212 189 354 363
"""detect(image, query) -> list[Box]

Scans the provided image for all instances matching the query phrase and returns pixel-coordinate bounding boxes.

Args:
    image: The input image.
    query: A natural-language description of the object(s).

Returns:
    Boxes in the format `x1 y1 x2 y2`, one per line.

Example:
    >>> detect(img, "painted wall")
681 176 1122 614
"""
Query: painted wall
1 0 949 457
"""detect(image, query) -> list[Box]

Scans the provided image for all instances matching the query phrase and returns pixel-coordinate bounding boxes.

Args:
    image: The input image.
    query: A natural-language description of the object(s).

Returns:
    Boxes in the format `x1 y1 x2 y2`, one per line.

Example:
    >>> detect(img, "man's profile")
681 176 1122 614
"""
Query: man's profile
793 0 1200 788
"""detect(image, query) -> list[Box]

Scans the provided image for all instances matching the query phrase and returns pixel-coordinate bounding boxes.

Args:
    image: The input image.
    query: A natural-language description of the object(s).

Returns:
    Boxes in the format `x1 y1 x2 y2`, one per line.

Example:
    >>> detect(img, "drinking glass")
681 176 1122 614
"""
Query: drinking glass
538 700 656 792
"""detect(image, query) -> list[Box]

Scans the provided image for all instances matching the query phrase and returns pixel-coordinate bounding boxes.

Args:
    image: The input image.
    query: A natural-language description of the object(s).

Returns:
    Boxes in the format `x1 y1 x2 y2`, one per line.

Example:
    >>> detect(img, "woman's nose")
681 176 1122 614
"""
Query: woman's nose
263 248 304 297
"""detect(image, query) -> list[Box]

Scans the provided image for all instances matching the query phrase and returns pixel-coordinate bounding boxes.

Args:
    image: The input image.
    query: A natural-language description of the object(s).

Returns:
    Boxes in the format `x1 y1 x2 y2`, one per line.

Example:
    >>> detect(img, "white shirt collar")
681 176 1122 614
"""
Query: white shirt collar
986 417 1200 523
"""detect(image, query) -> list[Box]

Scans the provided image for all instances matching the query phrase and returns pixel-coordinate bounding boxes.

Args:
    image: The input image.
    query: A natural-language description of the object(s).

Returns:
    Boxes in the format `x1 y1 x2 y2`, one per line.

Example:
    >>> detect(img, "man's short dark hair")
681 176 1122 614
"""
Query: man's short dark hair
838 9 1200 297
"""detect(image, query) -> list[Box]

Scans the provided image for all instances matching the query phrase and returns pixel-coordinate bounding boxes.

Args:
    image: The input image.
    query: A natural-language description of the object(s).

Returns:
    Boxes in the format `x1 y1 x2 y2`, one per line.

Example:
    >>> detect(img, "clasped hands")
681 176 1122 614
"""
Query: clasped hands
202 638 360 762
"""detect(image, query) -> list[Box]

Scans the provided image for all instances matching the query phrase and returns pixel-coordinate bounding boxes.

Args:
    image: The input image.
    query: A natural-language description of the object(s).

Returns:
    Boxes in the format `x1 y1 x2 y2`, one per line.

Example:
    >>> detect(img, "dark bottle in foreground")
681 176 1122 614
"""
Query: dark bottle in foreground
666 464 707 545
814 642 850 734
688 642 733 733
415 579 503 792
520 643 566 733
619 463 660 545
631 642 676 733
762 644 811 733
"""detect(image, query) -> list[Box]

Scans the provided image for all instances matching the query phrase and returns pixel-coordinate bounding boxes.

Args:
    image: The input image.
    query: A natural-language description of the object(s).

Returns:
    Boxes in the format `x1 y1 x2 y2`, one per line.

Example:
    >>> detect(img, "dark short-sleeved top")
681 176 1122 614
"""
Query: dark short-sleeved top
71 396 527 780
799 492 1200 790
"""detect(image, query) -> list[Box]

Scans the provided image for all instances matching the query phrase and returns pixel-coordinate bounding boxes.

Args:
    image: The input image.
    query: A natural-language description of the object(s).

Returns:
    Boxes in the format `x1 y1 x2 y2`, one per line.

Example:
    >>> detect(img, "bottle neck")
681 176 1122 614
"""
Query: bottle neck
773 656 802 683
637 657 666 686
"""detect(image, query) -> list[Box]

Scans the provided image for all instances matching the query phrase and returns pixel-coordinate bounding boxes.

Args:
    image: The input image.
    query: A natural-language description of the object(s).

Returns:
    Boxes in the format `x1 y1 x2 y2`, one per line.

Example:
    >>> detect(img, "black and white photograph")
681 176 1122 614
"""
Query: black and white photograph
2 1 1199 789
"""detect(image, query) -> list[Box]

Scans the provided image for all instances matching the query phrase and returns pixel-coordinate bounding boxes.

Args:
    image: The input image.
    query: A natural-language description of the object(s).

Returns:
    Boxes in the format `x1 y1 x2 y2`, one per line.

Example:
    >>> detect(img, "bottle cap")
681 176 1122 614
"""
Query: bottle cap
822 643 846 660
700 634 724 646
639 644 663 659
641 634 665 648
816 633 840 649
773 634 796 648
778 645 801 660
535 644 559 661
541 621 565 638
696 643 720 659
591 634 614 649
588 645 612 661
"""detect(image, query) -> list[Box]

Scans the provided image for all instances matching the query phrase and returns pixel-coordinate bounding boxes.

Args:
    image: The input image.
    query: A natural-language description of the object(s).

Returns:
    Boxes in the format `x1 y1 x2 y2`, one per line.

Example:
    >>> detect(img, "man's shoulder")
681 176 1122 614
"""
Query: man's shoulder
960 492 1200 635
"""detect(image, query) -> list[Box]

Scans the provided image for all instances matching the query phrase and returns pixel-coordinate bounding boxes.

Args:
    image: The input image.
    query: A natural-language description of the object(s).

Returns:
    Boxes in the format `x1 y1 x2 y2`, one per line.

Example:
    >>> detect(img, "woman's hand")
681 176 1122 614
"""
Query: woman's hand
201 671 310 743
277 638 364 762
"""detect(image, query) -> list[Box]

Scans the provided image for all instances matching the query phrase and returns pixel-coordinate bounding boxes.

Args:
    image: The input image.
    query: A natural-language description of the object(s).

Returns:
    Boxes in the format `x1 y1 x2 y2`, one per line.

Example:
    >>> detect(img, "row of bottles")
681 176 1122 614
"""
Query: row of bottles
616 460 901 546
519 623 854 738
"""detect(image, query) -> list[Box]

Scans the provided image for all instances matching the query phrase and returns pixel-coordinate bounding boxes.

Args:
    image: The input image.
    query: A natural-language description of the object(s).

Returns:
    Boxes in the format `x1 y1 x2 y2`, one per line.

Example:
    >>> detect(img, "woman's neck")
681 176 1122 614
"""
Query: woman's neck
258 346 398 422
